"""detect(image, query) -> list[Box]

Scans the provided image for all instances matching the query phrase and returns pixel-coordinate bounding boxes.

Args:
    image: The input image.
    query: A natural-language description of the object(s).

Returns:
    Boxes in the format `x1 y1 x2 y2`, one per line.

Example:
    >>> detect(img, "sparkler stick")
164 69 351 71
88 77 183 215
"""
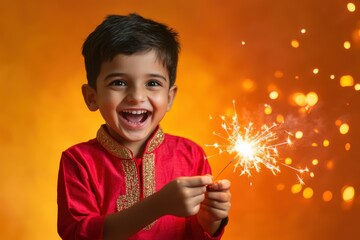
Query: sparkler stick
214 158 234 180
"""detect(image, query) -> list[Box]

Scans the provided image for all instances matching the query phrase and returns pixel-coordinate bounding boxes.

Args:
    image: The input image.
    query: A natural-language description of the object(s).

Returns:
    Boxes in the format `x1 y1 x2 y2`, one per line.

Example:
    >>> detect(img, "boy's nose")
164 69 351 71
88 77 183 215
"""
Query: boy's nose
126 86 146 103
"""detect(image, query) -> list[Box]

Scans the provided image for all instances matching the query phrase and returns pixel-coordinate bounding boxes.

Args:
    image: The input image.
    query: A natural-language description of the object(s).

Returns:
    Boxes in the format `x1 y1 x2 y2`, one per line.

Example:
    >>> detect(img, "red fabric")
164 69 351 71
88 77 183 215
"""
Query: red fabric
57 126 225 239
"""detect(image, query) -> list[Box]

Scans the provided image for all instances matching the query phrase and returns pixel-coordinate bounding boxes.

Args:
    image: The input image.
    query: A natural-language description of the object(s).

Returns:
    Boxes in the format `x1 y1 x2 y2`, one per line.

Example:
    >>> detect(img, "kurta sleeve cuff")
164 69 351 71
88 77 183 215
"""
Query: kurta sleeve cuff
186 216 228 240
209 217 228 238
58 214 106 240
79 215 106 240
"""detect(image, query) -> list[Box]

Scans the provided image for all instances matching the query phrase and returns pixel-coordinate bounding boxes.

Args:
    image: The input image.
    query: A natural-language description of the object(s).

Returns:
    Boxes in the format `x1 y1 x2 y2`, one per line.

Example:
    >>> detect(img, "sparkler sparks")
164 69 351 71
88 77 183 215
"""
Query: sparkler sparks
207 101 309 182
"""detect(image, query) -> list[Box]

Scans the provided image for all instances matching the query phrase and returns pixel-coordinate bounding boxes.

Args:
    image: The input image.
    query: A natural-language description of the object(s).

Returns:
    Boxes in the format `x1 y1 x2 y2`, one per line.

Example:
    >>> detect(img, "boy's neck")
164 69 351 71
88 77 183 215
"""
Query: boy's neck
126 142 146 158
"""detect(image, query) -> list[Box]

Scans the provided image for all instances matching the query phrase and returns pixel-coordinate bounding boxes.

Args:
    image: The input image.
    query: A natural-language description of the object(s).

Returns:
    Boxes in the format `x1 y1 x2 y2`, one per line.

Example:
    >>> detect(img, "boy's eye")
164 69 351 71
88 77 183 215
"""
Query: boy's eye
147 80 161 87
110 80 126 86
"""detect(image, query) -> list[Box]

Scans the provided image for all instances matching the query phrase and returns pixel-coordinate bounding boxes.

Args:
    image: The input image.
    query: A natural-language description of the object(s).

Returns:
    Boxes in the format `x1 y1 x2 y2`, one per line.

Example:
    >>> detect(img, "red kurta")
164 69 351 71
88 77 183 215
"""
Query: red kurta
57 125 226 239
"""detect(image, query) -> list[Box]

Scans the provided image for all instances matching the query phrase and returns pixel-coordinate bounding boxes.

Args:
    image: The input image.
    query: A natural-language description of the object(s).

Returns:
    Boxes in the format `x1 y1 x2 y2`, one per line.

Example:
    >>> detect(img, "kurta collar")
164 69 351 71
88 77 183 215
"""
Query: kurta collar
96 124 165 160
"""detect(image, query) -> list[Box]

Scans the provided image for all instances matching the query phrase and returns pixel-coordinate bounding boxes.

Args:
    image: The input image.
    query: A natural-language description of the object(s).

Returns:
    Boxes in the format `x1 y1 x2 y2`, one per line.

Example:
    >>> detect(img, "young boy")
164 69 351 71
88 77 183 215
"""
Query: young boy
57 13 231 240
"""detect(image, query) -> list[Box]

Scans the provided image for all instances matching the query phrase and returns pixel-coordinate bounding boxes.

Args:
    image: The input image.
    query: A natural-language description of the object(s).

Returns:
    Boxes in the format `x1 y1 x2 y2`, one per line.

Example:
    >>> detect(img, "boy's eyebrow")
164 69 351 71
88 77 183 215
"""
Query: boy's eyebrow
148 73 167 81
104 72 168 81
103 72 126 81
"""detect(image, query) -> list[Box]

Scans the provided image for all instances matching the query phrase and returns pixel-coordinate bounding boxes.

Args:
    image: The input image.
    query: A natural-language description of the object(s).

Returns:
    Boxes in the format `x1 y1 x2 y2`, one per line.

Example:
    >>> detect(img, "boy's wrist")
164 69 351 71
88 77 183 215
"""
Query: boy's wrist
211 217 228 237
196 213 222 236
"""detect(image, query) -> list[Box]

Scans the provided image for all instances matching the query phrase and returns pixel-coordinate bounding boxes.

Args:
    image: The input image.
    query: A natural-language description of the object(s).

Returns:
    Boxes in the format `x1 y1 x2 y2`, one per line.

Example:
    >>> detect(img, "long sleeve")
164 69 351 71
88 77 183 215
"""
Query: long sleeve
57 151 105 240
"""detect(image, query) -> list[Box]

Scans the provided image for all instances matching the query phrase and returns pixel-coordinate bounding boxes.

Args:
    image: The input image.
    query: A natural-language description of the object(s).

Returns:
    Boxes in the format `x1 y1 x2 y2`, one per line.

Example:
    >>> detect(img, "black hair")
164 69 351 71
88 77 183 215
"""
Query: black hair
82 13 180 89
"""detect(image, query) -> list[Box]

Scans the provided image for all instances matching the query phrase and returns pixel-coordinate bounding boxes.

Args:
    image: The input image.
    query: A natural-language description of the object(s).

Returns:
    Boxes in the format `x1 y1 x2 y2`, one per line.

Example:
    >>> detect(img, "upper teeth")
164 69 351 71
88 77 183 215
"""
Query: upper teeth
123 110 147 115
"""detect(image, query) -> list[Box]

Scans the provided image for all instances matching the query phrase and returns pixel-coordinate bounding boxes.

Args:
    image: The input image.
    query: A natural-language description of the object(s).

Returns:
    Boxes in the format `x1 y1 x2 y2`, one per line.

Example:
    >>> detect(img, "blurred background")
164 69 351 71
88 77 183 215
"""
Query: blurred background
0 0 359 239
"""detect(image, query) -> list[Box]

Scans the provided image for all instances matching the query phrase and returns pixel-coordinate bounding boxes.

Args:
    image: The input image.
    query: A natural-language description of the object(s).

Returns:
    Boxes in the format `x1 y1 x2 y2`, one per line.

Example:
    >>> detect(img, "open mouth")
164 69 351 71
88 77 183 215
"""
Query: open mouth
121 110 151 125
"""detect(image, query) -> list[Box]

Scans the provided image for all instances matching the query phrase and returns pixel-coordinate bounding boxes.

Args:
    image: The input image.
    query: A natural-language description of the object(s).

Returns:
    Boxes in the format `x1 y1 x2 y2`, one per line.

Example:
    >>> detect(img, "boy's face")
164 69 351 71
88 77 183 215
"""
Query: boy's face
82 50 177 153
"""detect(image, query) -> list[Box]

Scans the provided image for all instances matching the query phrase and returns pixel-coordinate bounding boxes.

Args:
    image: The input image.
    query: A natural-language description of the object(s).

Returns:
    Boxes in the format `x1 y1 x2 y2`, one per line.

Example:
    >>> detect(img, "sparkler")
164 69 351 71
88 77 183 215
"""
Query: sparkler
208 101 309 181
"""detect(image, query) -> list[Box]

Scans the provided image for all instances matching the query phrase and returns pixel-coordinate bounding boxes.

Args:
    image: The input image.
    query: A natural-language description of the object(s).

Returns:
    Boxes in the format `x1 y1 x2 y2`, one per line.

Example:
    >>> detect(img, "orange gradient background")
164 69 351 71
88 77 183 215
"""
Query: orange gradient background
1 1 359 239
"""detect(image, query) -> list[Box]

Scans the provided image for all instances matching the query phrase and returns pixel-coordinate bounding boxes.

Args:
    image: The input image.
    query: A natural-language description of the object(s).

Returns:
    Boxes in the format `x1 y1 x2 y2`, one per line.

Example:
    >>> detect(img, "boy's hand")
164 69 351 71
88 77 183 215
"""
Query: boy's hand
157 175 213 217
197 179 231 235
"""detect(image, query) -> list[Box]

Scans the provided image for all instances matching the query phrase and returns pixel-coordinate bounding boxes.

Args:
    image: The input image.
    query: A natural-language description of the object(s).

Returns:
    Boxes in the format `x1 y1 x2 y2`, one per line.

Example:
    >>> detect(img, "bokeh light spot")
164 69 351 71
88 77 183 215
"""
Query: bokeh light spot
306 92 319 106
264 104 272 115
343 41 351 49
353 27 360 44
276 183 285 191
347 2 356 12
322 190 333 202
242 79 256 91
326 160 335 170
339 123 350 134
342 186 355 202
293 92 307 106
340 75 354 87
291 183 302 194
295 131 303 139
312 159 319 165
303 187 314 199
276 114 284 123
274 70 284 78
323 139 330 147
355 83 360 91
335 119 342 126
345 143 351 151
269 90 279 100
291 40 300 48
313 68 319 74
285 157 292 165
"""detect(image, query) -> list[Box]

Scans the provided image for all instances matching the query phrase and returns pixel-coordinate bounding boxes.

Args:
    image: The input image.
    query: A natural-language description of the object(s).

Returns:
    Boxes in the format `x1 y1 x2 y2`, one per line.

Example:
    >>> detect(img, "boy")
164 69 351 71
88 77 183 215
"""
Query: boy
57 13 231 240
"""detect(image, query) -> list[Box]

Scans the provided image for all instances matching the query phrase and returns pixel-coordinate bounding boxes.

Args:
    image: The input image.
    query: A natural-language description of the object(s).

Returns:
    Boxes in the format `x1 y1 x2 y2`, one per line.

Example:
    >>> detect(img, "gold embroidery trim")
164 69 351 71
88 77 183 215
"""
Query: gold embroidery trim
116 153 157 230
96 125 164 158
143 153 156 198
147 128 164 153
116 160 140 211
96 126 133 159
96 125 161 230
142 153 156 229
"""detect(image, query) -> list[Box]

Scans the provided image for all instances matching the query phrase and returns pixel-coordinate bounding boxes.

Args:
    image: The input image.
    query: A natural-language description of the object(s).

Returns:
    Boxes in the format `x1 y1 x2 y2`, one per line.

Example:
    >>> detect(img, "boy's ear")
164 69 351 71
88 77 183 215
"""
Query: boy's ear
167 85 178 111
81 84 98 111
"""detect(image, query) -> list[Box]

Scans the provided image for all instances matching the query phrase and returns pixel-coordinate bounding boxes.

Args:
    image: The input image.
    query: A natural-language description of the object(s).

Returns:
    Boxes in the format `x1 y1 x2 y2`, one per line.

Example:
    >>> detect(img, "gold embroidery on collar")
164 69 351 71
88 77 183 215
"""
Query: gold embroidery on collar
96 125 164 158
96 126 133 159
147 128 164 153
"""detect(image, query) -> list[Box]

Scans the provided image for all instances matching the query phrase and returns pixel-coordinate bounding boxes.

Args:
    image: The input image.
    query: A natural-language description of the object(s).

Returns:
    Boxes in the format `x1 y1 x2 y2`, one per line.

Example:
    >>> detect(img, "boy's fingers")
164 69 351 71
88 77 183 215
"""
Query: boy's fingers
205 190 231 202
179 175 213 187
207 179 231 191
201 198 231 210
